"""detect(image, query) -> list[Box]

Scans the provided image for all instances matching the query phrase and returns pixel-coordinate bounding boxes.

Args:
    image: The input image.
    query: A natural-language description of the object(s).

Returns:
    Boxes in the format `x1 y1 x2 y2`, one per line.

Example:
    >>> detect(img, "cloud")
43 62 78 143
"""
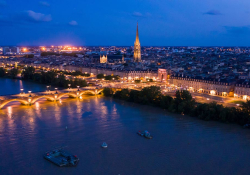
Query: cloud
0 10 52 26
132 12 143 17
132 12 152 18
39 1 50 7
0 0 6 6
22 10 52 22
69 20 78 26
203 10 222 15
224 26 250 36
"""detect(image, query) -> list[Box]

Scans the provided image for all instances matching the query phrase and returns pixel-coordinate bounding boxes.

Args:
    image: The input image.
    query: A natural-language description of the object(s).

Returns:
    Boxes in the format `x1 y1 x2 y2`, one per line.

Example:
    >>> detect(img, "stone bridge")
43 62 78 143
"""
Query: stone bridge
0 88 118 109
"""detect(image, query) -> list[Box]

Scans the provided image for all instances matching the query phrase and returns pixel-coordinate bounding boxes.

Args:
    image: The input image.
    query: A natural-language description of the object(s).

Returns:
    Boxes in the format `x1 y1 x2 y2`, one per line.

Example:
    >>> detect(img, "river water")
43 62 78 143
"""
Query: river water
1 78 250 175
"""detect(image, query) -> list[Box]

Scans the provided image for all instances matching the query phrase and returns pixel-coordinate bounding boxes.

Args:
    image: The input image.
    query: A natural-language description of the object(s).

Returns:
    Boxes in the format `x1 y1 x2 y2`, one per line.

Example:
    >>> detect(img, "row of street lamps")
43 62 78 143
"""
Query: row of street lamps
20 84 80 96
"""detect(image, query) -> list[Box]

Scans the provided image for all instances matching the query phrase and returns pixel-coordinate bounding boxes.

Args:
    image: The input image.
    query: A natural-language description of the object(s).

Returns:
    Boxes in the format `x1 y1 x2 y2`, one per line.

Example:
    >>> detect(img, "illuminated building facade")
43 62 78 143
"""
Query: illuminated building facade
169 76 234 97
133 23 141 62
100 55 108 63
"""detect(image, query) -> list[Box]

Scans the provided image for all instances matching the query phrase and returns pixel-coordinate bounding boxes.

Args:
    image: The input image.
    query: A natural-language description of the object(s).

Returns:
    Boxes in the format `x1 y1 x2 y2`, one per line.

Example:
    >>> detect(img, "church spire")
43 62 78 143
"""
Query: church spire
136 22 139 43
133 22 141 62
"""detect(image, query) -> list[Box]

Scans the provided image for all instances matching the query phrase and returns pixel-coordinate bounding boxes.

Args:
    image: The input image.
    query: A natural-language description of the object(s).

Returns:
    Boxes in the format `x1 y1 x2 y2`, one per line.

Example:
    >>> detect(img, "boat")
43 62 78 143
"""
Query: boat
43 148 79 167
102 142 108 148
137 130 153 139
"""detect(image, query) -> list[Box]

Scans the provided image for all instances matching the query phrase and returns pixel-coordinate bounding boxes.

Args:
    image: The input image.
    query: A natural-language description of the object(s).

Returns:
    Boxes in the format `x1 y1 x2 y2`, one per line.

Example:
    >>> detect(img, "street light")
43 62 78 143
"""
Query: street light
28 91 32 97
77 86 80 91
20 89 23 94
55 88 58 94
68 84 71 89
46 86 50 92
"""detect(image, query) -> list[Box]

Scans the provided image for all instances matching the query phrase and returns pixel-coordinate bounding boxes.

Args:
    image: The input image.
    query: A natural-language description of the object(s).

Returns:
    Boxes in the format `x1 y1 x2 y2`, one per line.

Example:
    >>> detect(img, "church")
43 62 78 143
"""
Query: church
133 22 141 62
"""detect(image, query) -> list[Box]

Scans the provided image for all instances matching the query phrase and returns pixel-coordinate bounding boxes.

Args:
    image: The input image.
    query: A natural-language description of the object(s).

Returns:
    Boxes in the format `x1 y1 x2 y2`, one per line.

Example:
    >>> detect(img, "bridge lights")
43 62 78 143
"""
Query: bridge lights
77 86 80 91
55 88 58 94
68 84 71 89
20 89 24 95
80 96 82 100
28 91 32 97
47 86 50 92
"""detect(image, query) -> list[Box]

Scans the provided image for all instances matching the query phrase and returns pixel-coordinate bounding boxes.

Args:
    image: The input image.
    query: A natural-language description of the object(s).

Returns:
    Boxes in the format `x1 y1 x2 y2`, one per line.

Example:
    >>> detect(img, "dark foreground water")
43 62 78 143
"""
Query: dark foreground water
1 79 250 175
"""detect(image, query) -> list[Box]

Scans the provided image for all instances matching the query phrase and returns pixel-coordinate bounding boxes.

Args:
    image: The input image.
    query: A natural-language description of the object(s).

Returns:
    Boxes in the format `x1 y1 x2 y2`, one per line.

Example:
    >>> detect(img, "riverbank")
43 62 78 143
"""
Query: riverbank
103 86 250 128
0 66 88 89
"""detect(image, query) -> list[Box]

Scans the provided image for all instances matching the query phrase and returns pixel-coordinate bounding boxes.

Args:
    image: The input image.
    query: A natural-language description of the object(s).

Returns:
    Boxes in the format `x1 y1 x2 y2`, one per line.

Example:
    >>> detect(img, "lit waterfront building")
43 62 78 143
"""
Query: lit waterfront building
169 75 235 97
234 83 250 100
133 23 141 62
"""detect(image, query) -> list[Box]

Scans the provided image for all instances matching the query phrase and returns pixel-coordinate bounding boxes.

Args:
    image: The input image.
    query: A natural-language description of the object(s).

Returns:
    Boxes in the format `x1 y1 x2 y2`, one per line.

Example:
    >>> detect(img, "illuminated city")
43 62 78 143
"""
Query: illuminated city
1 0 250 175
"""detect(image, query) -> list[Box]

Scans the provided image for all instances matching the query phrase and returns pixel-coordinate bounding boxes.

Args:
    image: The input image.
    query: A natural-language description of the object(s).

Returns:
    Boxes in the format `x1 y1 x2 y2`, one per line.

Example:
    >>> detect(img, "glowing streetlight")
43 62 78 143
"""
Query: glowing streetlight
20 89 24 94
77 86 80 91
68 84 71 89
55 88 58 94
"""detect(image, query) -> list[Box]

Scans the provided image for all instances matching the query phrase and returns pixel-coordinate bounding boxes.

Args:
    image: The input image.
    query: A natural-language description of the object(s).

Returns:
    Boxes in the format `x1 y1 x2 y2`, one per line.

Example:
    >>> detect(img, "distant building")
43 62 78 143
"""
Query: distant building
158 69 168 82
3 47 20 55
3 47 9 55
100 55 108 63
92 54 124 63
133 23 141 62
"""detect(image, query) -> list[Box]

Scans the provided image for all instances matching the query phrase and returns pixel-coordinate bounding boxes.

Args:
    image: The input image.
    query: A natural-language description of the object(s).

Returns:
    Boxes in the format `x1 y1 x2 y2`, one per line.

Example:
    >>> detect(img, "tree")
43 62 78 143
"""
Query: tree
114 89 130 101
113 75 120 80
0 67 6 77
56 74 67 87
139 86 162 105
105 75 112 80
102 88 114 97
97 74 105 79
170 90 195 114
9 68 18 79
25 54 34 58
160 95 173 109
22 66 35 80
241 100 250 114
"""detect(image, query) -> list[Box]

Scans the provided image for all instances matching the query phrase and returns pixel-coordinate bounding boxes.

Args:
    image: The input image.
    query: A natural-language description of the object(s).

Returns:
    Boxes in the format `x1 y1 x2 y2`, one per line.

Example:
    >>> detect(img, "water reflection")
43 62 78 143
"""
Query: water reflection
7 106 12 118
2 79 250 174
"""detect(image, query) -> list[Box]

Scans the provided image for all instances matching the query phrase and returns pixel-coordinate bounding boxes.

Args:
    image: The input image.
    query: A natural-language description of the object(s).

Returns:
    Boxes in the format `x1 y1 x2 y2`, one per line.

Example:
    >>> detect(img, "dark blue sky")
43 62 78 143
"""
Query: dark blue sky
0 0 250 46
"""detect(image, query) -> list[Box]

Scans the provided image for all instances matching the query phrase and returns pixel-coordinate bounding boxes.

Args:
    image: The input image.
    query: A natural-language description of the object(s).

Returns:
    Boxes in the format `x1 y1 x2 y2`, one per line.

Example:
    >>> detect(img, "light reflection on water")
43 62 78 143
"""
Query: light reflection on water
1 97 250 174
2 78 250 174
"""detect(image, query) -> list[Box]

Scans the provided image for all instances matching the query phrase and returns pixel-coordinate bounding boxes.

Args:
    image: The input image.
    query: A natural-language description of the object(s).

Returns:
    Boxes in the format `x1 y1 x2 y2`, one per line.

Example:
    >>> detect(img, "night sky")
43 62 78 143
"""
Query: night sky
0 0 249 46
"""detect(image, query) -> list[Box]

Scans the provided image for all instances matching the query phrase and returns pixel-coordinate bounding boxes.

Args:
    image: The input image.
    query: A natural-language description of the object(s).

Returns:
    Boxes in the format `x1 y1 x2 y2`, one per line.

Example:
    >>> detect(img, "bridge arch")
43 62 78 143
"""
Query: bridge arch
97 89 104 94
57 93 77 100
79 90 96 96
0 99 29 109
31 96 55 104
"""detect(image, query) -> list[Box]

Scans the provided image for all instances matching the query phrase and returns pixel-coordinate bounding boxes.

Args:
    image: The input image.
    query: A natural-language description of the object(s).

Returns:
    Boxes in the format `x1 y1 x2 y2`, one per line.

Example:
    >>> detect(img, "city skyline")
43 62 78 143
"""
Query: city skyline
0 0 250 46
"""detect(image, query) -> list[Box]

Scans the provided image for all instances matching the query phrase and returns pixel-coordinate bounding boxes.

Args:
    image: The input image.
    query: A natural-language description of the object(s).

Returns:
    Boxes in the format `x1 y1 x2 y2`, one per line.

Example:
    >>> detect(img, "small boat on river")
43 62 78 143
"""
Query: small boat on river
102 142 108 148
137 130 153 139
44 148 79 167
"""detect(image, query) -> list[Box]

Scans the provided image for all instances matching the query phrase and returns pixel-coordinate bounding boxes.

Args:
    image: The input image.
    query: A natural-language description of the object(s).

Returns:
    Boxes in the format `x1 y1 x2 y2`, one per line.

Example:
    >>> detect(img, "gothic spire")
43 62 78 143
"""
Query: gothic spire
136 22 139 43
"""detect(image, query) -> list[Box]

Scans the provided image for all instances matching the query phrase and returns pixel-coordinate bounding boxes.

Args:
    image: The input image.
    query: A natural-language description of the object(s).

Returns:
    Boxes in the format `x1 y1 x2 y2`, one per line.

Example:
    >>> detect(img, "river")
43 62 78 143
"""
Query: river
1 78 250 175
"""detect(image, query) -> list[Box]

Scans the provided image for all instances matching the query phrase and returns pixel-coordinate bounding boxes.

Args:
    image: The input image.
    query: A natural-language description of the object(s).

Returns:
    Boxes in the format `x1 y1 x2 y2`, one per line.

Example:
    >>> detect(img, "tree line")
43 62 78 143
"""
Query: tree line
0 66 87 88
0 67 19 79
103 86 250 126
21 67 87 88
96 74 120 80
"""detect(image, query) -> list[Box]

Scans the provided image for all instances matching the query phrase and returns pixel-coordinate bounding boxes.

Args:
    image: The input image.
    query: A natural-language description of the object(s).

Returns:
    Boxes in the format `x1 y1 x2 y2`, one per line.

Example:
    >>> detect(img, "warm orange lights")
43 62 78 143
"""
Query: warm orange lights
23 48 27 52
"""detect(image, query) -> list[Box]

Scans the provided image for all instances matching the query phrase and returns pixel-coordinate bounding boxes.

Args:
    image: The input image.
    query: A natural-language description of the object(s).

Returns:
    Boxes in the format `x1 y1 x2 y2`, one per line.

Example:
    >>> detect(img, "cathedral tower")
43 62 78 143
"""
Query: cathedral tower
133 22 141 62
